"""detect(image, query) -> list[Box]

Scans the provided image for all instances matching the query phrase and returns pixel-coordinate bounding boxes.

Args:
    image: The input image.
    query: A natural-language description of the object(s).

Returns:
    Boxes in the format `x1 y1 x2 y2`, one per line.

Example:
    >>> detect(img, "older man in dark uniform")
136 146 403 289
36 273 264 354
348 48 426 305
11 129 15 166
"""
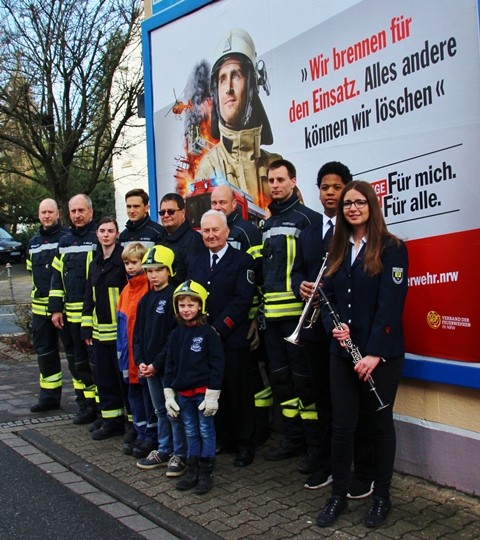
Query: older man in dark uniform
188 209 256 467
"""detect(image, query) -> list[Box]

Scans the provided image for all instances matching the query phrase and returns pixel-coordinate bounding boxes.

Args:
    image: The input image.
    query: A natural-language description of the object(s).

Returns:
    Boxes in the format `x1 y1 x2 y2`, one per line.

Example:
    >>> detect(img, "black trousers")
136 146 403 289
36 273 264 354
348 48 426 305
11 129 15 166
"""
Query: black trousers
303 339 375 477
32 314 73 405
330 354 403 499
63 320 95 392
93 341 127 425
264 319 318 445
215 348 256 450
303 339 331 469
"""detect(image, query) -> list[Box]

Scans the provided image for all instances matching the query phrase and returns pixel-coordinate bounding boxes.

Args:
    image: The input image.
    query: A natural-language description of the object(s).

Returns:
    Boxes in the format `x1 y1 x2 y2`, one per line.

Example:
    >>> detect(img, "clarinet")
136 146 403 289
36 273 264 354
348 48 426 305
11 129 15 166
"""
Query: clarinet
318 287 389 411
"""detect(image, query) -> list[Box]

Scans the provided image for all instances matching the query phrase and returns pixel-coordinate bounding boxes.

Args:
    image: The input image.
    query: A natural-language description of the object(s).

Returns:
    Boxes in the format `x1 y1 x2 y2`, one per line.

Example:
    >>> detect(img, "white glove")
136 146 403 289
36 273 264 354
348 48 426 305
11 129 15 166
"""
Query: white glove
164 388 180 418
198 389 221 416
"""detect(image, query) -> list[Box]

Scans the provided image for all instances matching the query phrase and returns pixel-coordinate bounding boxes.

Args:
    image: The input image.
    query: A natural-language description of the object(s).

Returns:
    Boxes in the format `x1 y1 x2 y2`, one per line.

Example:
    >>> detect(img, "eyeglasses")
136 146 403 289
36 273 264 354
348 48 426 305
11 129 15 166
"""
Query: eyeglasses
158 208 181 216
343 199 368 209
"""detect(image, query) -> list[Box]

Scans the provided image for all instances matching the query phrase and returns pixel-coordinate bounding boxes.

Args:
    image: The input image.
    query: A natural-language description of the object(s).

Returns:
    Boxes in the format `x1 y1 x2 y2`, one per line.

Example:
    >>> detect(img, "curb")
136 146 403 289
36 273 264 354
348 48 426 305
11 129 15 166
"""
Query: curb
20 429 222 540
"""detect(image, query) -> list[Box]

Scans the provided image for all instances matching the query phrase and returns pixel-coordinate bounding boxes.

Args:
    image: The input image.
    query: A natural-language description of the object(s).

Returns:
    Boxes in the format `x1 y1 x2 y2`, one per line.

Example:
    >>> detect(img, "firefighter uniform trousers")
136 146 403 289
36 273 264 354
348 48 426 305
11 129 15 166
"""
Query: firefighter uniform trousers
93 341 126 427
48 221 98 408
263 318 320 444
81 244 127 427
262 192 322 446
31 314 73 405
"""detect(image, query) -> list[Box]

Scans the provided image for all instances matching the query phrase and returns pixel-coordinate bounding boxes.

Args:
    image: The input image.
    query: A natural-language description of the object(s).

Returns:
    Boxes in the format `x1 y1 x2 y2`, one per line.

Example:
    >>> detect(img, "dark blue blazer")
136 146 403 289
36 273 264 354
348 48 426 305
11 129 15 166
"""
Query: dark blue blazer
188 245 255 350
321 238 408 359
291 216 329 342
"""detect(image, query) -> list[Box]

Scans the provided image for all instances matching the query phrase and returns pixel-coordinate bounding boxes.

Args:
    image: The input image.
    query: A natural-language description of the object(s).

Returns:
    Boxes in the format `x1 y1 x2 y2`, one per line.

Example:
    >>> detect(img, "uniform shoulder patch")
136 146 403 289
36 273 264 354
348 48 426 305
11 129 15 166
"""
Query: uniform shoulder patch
392 267 404 284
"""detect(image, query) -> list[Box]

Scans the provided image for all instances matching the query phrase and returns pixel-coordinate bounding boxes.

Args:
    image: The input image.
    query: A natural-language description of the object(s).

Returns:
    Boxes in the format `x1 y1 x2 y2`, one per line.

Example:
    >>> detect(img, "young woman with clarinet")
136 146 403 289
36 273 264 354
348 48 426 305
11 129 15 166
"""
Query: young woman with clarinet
316 181 408 529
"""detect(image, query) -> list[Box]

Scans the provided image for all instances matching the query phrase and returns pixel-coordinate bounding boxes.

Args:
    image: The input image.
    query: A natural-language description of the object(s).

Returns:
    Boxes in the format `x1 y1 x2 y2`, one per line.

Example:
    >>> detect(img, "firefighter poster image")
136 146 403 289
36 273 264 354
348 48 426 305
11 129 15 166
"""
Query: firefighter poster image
147 0 480 362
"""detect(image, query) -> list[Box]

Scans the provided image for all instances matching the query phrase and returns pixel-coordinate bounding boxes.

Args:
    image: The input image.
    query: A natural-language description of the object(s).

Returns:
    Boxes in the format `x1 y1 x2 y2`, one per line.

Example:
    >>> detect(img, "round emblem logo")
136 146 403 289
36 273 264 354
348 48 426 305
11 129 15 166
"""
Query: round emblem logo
427 310 442 329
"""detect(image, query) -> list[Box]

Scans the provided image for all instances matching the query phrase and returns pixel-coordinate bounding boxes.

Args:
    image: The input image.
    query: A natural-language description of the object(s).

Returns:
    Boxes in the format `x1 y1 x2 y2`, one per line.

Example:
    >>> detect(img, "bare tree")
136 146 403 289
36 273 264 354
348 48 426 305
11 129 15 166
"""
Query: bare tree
0 0 143 217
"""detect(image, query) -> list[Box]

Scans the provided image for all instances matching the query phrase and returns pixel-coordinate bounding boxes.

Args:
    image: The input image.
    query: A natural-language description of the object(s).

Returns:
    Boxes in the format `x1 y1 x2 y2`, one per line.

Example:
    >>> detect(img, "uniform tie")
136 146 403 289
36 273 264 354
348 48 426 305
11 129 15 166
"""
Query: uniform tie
211 253 219 271
323 219 333 250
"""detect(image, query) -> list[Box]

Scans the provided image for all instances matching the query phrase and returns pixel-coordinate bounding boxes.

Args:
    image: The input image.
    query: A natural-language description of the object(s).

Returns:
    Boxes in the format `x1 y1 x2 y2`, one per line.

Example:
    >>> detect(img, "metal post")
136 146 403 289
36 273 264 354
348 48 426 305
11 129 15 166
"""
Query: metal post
6 263 15 303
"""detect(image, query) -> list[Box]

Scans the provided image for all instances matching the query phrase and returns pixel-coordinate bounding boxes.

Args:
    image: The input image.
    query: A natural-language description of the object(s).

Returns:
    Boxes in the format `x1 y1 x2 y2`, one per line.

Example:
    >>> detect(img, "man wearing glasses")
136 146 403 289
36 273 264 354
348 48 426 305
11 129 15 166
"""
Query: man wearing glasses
158 193 206 284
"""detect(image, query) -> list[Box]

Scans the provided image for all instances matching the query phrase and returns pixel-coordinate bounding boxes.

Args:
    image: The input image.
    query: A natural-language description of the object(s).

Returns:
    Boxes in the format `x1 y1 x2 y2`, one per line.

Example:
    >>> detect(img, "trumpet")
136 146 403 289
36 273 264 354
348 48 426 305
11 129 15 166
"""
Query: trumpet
317 286 389 411
284 255 328 346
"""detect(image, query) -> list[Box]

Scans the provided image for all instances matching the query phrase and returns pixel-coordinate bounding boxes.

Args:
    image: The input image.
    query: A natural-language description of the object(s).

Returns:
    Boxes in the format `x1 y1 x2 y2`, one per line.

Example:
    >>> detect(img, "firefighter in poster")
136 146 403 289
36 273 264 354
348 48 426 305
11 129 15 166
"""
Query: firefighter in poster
195 28 282 208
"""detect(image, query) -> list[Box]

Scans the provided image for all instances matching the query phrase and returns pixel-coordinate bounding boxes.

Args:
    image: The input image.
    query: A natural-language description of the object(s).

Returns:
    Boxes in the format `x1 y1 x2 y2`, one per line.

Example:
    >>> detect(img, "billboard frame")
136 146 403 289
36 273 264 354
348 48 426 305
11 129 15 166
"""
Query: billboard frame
141 0 480 389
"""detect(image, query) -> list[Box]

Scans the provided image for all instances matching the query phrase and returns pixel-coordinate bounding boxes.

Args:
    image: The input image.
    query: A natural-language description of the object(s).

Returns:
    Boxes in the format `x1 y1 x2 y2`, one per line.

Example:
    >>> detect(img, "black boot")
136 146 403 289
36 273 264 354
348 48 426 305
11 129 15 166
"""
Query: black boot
73 400 97 425
195 457 215 495
176 456 199 491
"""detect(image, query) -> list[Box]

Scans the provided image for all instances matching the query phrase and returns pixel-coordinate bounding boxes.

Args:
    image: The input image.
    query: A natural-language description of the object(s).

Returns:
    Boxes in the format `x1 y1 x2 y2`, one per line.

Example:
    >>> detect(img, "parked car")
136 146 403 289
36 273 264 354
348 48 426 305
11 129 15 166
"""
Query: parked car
0 227 26 263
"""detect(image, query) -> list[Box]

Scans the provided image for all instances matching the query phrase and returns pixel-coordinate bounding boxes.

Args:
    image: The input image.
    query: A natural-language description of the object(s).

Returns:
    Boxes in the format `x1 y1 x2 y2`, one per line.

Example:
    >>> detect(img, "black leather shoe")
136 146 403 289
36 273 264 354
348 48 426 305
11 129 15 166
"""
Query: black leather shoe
91 424 124 441
265 440 305 461
363 496 391 528
316 496 348 527
30 402 60 413
233 449 254 467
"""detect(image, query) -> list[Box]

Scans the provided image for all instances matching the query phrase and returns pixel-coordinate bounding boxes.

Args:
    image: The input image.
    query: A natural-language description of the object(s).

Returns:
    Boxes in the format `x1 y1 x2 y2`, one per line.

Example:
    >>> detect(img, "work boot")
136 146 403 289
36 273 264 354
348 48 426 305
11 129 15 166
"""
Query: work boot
264 439 305 461
91 422 125 440
122 425 137 455
73 402 97 425
176 456 199 491
132 440 157 459
195 457 215 495
298 446 322 474
88 416 103 433
30 401 60 413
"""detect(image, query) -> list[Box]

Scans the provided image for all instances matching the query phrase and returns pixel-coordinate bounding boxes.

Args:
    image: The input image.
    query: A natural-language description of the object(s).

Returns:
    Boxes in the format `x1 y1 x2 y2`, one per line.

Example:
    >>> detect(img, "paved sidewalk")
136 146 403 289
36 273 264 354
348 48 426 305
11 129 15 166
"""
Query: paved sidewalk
1 345 480 539
0 262 31 304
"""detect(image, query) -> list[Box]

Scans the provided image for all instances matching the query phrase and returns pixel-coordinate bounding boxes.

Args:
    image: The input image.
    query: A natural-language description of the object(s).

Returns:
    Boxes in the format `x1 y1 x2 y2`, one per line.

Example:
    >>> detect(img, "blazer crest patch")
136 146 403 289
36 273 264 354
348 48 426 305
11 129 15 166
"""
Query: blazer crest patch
392 267 404 285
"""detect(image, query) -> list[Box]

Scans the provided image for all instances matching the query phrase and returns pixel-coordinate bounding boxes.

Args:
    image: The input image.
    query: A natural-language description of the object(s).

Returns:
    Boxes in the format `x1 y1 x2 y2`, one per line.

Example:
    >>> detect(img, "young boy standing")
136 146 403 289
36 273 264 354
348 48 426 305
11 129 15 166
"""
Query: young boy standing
117 242 151 456
163 280 225 495
133 246 188 477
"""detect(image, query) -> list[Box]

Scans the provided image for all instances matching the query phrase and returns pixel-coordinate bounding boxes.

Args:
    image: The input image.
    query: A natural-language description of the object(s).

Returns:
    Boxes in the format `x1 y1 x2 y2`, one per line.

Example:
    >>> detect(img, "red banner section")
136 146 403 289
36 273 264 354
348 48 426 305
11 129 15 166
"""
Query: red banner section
404 229 479 362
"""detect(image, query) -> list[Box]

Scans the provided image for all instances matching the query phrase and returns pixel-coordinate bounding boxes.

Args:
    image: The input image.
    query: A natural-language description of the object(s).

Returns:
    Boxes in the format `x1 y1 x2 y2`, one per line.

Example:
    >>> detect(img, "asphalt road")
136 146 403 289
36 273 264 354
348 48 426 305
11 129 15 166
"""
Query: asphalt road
0 440 144 540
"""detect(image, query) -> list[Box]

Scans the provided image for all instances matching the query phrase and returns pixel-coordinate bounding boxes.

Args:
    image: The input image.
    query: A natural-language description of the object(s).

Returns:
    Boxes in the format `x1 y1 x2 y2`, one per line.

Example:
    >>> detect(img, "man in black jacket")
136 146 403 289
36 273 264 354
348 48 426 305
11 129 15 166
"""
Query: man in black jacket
119 188 164 248
158 193 206 285
261 160 322 464
49 194 97 425
28 199 72 412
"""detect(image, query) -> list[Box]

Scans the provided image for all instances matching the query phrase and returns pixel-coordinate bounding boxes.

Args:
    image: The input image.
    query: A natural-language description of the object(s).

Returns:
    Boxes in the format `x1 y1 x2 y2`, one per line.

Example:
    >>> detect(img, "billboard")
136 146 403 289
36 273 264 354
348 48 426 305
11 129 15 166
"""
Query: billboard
144 0 480 364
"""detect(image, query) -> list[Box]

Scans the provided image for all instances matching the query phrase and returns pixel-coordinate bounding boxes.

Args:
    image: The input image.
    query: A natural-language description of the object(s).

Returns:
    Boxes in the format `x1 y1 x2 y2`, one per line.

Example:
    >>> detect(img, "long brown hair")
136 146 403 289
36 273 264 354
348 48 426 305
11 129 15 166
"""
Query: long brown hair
326 181 400 276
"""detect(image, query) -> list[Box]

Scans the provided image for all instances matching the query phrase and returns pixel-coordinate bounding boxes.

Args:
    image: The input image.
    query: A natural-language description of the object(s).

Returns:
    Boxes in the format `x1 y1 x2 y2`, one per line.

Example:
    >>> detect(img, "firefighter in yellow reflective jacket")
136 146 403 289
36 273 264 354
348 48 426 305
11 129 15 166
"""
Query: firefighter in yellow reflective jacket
261 160 322 464
81 217 128 440
196 28 281 207
48 194 97 425
28 199 72 413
